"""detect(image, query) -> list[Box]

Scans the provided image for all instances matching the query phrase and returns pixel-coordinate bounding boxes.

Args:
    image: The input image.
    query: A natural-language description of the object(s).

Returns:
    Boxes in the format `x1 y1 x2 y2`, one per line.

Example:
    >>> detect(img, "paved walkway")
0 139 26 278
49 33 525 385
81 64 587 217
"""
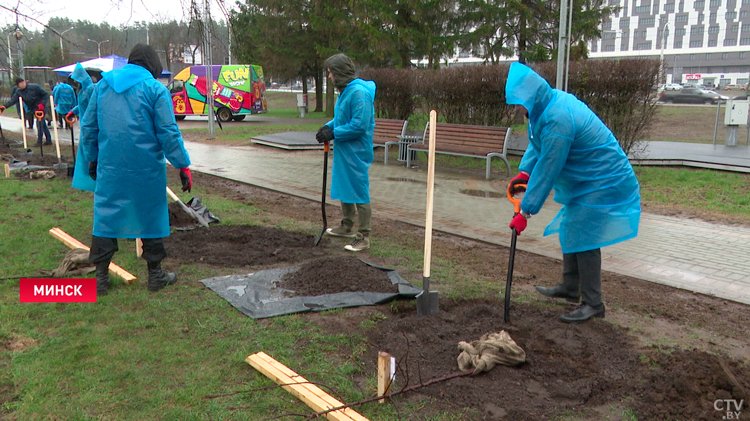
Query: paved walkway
181 141 750 306
3 115 750 305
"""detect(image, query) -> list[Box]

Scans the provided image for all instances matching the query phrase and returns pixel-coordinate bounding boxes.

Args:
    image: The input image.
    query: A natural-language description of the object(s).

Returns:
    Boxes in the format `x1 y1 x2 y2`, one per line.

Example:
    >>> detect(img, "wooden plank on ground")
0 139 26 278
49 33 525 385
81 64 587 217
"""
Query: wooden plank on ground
246 351 369 421
48 227 137 284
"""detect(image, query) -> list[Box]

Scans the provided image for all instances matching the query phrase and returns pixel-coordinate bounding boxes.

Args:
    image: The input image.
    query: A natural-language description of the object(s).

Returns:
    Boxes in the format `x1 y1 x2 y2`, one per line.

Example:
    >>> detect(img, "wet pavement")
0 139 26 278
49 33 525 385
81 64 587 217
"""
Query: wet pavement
181 140 750 306
3 114 750 306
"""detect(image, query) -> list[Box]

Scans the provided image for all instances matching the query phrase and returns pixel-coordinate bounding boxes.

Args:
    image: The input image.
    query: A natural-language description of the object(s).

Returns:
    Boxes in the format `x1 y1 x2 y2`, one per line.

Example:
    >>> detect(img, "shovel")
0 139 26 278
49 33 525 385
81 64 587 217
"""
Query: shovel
49 96 67 171
504 182 527 323
416 110 439 316
313 140 330 246
65 114 78 165
34 111 44 158
167 186 210 228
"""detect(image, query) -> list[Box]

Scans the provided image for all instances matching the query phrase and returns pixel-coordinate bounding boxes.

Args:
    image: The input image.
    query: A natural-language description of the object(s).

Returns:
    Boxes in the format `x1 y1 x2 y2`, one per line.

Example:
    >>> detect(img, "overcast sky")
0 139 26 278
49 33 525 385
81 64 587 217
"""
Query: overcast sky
3 0 234 30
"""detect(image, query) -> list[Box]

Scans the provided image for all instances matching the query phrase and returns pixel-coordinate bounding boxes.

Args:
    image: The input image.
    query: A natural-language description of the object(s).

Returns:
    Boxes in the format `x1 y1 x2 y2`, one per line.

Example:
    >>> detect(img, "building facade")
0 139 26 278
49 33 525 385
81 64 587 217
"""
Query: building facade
588 0 750 87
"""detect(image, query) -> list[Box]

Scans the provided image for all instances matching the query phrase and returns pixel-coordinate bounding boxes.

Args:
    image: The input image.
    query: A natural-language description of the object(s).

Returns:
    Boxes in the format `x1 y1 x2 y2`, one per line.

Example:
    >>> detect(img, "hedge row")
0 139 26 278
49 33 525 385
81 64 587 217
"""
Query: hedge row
361 59 661 155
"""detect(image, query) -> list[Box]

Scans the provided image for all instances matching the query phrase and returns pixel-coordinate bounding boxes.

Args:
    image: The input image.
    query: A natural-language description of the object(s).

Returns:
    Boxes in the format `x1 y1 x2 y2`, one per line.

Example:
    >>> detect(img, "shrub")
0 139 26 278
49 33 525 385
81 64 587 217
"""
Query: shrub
360 67 415 120
363 59 660 155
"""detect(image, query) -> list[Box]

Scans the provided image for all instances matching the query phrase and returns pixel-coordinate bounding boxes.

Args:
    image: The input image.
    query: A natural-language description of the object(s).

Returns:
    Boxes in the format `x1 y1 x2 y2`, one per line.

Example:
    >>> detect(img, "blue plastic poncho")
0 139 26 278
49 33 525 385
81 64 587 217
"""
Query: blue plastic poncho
81 63 191 239
52 82 76 115
70 64 97 192
324 78 376 203
505 62 640 253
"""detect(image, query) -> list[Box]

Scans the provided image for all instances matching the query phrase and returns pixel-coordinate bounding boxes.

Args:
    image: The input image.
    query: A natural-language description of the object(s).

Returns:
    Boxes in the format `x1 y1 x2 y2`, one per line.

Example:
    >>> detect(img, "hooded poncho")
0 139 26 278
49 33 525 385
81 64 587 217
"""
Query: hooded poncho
80 47 190 239
505 62 641 253
69 63 97 191
322 54 376 203
325 53 356 91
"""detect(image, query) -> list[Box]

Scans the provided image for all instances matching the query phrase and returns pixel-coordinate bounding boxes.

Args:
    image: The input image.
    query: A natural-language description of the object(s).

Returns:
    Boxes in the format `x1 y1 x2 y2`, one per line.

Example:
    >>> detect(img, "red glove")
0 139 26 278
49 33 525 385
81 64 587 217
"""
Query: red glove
37 103 44 111
0 106 5 114
180 168 192 192
508 172 530 196
65 111 75 121
509 213 527 235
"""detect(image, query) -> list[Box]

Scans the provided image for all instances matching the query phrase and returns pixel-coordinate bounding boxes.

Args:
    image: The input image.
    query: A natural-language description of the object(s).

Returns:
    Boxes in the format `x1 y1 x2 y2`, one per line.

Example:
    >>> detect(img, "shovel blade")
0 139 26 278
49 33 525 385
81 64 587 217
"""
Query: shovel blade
416 291 439 316
313 227 326 246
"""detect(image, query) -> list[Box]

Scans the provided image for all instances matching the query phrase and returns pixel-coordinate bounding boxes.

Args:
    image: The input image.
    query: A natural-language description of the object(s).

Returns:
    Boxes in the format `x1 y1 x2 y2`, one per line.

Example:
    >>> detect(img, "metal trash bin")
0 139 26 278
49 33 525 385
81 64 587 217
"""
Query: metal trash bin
397 135 422 162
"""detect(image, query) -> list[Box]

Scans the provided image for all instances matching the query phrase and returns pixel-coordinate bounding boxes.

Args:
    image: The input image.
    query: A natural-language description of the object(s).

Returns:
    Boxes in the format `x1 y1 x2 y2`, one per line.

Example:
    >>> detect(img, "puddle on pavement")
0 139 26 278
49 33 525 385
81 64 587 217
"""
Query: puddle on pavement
387 177 427 184
459 189 504 198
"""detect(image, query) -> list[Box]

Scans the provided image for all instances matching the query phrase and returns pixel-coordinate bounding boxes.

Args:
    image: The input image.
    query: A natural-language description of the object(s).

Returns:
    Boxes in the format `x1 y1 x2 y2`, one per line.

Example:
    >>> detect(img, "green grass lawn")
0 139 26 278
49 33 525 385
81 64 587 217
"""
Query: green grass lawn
0 176 461 421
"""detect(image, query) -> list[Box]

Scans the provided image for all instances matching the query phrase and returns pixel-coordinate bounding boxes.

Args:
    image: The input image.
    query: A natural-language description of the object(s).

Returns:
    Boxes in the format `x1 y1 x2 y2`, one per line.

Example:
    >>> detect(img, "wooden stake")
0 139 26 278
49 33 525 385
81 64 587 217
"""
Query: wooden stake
135 238 143 257
377 351 395 403
48 227 137 284
4 163 9 178
18 96 27 149
49 96 62 160
246 351 369 421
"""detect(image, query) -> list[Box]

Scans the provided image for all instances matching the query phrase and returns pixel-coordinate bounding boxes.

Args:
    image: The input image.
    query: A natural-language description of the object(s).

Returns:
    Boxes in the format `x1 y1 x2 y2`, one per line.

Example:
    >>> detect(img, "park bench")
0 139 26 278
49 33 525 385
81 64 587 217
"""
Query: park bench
372 118 421 165
406 122 512 180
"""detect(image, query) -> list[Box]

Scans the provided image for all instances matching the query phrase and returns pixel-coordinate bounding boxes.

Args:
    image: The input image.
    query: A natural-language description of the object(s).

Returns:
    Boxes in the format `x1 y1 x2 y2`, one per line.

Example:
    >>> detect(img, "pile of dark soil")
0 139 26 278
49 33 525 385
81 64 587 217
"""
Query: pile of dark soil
2 138 72 179
164 224 328 268
278 256 397 296
347 299 749 420
168 201 198 229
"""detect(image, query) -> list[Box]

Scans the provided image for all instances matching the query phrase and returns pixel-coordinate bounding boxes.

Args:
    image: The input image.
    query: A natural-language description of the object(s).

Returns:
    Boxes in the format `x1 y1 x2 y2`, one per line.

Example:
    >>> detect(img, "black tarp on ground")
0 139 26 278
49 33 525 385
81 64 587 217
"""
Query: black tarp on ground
199 260 422 318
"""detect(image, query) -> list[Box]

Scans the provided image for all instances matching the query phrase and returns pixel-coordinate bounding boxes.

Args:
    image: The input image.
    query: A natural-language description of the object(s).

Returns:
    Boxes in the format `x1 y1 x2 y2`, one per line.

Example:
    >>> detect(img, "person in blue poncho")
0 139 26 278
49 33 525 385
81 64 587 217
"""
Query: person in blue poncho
80 44 194 296
67 65 102 193
316 53 376 252
52 79 76 129
505 62 641 323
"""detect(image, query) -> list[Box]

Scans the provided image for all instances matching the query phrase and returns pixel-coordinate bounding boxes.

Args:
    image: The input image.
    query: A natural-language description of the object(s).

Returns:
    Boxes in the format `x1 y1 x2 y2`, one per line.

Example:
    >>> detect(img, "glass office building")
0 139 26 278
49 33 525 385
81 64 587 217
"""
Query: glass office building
588 0 750 87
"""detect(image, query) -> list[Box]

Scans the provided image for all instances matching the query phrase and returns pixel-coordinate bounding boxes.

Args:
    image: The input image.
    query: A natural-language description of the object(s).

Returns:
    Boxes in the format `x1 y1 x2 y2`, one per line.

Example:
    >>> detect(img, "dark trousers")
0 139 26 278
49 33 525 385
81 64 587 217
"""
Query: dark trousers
89 236 168 265
35 119 51 143
561 248 602 307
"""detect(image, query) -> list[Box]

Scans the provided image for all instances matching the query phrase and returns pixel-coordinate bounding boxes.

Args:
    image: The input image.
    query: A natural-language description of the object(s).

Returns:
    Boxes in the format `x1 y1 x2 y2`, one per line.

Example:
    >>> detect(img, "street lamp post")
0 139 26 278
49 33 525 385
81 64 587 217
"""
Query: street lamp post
660 22 670 85
87 38 109 57
11 28 24 78
59 27 74 60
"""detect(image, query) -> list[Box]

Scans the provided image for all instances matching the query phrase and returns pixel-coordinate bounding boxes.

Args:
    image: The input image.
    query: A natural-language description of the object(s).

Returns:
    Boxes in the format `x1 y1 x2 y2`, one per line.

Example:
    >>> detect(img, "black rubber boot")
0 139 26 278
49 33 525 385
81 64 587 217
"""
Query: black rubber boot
147 262 177 292
96 262 110 296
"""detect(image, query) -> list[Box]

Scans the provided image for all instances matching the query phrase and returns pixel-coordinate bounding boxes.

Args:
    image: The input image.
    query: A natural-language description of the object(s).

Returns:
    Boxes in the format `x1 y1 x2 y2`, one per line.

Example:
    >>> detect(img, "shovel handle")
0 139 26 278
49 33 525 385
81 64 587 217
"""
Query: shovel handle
166 187 180 202
34 111 44 121
324 140 330 152
65 114 78 124
507 183 527 214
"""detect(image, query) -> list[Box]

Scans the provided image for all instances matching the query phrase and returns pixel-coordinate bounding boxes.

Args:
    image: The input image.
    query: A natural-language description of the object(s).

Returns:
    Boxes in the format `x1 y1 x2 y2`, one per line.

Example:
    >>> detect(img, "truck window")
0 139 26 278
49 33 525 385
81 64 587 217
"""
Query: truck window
169 80 184 94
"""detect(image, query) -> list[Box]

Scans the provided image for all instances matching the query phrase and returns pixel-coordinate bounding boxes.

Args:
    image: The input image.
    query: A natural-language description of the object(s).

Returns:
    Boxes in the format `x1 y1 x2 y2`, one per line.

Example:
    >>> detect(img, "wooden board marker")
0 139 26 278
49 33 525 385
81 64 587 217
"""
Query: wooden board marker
246 351 369 421
48 227 137 284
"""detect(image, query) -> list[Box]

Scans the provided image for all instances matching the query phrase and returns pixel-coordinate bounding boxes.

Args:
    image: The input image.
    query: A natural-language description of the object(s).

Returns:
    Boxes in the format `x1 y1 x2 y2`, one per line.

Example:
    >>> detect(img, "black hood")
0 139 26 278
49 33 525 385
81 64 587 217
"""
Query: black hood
128 44 163 78
324 53 356 91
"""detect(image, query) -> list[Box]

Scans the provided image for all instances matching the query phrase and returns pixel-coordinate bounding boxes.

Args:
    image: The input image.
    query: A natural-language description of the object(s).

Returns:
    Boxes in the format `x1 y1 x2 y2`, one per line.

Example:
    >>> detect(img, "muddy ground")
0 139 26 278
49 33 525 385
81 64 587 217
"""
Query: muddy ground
161 171 750 421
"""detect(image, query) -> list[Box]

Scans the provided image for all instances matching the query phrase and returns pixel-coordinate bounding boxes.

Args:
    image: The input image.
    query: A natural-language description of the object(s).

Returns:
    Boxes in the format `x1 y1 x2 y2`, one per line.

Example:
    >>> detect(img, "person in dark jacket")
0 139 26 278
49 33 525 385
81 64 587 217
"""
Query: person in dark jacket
80 44 193 296
1 78 51 144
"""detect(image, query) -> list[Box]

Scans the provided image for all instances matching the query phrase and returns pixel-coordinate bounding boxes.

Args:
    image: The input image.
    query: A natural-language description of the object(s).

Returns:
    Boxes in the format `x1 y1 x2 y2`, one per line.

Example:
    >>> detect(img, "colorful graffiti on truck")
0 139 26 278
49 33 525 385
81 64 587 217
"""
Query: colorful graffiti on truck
168 64 267 121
